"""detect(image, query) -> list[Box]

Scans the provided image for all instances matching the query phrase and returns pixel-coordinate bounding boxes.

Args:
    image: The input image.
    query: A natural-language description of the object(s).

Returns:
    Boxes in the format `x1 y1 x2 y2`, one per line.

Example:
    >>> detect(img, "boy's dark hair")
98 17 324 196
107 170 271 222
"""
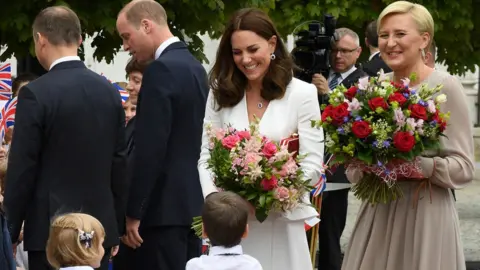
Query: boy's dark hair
12 73 38 97
365 20 379 48
202 191 249 248
125 57 149 76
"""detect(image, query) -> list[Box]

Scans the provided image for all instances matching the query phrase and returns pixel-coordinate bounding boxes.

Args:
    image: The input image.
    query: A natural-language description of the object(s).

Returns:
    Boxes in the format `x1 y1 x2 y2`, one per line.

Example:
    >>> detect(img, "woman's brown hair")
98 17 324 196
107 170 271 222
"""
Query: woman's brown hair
209 8 293 110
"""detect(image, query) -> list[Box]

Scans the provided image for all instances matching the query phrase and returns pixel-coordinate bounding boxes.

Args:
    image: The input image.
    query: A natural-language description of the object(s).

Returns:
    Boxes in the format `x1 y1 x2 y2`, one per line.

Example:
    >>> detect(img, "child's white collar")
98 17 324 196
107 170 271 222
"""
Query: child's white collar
59 266 94 270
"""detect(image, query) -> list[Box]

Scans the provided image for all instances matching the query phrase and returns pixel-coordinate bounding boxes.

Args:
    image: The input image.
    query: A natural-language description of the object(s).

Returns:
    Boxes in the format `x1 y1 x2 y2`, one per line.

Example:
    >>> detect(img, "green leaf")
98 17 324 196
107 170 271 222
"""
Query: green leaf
259 194 266 207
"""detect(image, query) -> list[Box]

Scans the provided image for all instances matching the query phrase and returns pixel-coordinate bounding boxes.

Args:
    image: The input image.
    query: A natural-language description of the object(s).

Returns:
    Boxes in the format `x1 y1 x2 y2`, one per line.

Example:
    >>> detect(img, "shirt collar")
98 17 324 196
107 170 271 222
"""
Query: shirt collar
59 266 94 270
49 56 81 70
330 65 356 81
209 245 243 256
369 51 380 61
155 36 181 59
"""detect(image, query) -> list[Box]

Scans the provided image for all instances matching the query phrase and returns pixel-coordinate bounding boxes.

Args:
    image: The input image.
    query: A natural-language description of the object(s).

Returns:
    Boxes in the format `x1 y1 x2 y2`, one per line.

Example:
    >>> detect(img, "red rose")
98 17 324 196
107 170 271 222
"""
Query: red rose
236 130 251 140
432 111 447 132
221 135 240 149
388 92 408 106
261 176 278 191
368 97 389 111
344 86 358 100
331 103 349 125
409 104 427 120
393 132 415 152
351 121 372 139
262 142 278 158
321 105 333 122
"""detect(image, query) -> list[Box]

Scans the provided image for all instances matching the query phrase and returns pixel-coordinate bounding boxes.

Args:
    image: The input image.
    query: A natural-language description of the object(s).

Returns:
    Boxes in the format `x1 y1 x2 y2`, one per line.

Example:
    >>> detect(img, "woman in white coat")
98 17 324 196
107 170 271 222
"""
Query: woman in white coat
197 8 324 270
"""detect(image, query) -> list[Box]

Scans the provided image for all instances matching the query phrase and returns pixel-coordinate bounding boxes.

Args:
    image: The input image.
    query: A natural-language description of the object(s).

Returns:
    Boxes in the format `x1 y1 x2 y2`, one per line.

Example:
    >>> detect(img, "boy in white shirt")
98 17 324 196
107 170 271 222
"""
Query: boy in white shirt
186 191 262 270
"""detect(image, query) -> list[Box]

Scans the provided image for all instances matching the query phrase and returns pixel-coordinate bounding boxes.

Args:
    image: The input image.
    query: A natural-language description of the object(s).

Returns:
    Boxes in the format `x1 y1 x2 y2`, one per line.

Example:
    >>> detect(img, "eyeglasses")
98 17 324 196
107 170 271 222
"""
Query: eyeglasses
331 47 359 55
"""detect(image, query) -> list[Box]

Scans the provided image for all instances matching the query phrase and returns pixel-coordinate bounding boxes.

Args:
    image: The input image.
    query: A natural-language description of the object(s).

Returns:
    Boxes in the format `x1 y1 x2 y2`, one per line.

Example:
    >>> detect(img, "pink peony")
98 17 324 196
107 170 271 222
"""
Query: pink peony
262 142 277 158
274 186 290 201
221 135 240 149
261 176 278 191
236 130 251 140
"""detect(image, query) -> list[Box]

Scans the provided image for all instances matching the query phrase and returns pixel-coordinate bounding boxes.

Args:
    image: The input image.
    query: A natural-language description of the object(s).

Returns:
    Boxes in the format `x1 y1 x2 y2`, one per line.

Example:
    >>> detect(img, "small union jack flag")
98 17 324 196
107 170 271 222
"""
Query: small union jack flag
100 73 129 103
0 97 17 142
0 63 13 100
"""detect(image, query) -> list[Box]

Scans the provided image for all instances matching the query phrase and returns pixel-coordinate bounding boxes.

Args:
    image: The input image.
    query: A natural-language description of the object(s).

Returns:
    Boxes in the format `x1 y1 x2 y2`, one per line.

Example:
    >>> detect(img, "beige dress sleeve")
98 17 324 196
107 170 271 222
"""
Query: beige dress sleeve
418 73 475 189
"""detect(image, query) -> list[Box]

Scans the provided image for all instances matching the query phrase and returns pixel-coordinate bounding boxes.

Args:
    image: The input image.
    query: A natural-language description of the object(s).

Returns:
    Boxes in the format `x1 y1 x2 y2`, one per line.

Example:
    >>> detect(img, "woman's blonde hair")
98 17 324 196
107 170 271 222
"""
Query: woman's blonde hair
377 1 434 46
46 213 105 268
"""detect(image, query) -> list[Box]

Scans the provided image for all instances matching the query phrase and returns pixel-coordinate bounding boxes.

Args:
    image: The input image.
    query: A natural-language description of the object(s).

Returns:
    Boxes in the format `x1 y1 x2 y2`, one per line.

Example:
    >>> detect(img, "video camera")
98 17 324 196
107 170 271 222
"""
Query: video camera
291 14 338 83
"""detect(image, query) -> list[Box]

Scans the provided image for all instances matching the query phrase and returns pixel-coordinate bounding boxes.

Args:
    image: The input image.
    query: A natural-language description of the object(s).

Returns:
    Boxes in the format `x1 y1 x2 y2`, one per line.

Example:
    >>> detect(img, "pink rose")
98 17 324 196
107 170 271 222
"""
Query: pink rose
274 186 290 201
262 142 277 158
261 176 278 191
236 130 251 140
221 135 240 149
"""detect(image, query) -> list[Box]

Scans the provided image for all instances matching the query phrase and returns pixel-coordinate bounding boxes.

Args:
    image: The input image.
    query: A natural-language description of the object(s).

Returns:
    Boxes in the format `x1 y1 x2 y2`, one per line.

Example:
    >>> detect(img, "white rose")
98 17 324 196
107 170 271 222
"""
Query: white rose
435 94 447 103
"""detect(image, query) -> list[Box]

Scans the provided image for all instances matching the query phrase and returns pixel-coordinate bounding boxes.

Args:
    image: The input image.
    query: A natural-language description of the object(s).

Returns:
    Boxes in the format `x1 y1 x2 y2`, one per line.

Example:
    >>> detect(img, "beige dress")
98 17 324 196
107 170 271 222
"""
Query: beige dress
341 70 474 270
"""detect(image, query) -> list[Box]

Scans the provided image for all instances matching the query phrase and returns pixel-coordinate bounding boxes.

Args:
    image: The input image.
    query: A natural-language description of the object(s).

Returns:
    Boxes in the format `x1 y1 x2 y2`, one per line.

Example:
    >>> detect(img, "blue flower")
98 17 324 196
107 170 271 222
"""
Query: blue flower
383 140 390 148
377 160 383 167
337 127 345 134
373 140 378 148
418 100 427 106
355 116 362 121
343 116 349 123
402 93 409 99
430 120 437 126
410 90 416 95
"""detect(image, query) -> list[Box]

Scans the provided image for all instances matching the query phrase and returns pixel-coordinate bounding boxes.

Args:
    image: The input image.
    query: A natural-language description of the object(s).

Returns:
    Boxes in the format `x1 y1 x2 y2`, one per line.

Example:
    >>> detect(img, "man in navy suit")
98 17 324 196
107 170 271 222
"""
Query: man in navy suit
4 6 127 270
116 1 209 269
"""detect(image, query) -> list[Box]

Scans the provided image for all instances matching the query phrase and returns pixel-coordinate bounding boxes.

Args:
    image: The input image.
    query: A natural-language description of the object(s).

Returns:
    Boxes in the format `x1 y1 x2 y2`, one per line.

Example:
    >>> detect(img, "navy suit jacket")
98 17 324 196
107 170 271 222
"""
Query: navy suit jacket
127 41 209 227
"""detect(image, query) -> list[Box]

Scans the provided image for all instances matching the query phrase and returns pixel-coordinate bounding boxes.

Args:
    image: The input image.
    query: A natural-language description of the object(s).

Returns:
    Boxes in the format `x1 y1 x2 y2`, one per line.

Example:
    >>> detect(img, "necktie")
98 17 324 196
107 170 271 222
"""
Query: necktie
328 73 341 90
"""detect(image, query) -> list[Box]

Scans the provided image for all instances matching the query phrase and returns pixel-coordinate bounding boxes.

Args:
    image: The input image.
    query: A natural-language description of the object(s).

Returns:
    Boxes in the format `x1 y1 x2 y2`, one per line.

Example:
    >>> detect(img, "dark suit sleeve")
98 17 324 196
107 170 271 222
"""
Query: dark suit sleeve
126 61 175 220
3 86 43 242
111 103 128 236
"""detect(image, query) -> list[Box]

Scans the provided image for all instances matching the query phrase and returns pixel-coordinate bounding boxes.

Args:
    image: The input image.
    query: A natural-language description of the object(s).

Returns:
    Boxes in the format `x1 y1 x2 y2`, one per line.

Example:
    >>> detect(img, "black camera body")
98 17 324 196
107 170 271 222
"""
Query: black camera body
292 14 338 83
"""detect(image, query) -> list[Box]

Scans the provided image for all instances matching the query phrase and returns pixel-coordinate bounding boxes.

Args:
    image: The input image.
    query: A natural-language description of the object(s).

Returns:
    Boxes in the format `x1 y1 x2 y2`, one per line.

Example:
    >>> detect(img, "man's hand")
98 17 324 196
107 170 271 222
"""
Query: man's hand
312 73 330 95
121 217 143 249
12 242 18 257
111 245 119 257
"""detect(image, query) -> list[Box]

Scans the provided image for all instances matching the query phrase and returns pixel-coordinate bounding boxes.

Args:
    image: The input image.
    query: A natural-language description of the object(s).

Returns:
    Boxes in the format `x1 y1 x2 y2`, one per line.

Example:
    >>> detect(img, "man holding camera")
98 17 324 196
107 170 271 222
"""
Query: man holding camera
311 27 366 270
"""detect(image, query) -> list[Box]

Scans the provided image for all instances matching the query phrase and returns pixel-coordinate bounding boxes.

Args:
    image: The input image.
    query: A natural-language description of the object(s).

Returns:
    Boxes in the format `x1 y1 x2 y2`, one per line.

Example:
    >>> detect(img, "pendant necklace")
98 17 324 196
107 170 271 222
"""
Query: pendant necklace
257 101 264 109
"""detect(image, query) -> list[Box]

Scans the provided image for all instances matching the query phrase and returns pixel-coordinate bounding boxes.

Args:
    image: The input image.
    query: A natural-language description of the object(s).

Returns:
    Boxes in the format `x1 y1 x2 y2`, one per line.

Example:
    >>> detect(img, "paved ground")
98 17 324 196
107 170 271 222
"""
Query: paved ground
340 168 480 262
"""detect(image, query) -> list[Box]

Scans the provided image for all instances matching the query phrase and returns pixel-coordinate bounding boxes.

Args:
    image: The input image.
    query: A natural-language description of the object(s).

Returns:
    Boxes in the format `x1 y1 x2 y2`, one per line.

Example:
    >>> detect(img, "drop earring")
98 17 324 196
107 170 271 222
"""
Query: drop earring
270 53 276 60
421 48 426 59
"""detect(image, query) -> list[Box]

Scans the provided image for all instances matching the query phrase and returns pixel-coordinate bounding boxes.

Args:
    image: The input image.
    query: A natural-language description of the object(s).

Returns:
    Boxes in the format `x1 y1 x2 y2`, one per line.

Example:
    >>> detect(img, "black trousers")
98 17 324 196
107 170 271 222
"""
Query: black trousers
112 242 136 270
317 189 349 270
125 226 200 270
28 247 111 270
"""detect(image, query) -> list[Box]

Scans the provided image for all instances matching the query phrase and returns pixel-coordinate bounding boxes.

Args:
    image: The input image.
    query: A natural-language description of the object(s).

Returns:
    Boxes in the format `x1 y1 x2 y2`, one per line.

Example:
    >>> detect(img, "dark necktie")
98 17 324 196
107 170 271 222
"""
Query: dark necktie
328 73 341 90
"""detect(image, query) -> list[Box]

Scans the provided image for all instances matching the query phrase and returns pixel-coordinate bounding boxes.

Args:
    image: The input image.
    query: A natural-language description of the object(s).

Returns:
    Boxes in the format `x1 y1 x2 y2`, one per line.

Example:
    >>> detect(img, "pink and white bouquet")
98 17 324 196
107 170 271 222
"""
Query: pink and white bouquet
192 119 312 237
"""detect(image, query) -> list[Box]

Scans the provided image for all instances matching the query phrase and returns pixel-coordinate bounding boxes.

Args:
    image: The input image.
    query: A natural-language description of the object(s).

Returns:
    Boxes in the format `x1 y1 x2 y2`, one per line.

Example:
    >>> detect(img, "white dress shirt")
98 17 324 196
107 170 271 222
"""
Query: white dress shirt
186 245 263 270
49 55 81 70
154 36 181 59
59 266 94 270
368 50 380 61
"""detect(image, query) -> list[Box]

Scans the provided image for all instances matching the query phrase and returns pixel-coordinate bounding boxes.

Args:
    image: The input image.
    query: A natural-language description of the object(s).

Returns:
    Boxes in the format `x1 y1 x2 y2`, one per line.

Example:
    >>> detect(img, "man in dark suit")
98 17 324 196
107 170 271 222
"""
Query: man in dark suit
116 1 208 269
311 28 367 270
360 20 392 76
3 6 128 270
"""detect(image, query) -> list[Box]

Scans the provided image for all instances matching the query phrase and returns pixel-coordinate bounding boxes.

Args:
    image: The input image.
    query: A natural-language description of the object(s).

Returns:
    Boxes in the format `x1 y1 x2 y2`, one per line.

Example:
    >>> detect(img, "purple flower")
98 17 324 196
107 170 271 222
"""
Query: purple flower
343 116 349 123
410 90 416 95
355 116 362 121
418 100 427 106
383 140 390 148
402 93 409 99
337 127 345 134
373 141 378 148
377 161 383 167
430 120 437 126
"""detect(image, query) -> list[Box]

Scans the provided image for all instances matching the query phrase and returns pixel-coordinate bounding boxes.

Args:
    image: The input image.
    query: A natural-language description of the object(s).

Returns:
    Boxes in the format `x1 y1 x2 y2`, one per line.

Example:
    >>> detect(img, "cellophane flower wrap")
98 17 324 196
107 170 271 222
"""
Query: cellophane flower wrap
192 119 312 237
311 71 450 205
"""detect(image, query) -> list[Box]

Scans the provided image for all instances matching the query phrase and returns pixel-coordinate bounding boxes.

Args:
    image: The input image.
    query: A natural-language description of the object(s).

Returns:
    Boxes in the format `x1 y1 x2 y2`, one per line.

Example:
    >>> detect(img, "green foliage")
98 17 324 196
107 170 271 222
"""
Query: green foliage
0 0 478 75
268 0 478 75
0 0 275 64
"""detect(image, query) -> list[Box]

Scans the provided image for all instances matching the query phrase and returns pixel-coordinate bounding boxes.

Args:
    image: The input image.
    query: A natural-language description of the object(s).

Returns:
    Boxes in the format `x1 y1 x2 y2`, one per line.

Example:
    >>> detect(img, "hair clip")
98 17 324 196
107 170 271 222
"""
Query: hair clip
78 229 95 248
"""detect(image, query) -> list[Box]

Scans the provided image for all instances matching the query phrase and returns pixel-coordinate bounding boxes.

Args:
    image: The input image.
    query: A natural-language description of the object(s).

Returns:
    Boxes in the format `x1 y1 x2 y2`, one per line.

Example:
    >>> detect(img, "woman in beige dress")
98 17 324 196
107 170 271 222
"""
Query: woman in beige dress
342 1 474 270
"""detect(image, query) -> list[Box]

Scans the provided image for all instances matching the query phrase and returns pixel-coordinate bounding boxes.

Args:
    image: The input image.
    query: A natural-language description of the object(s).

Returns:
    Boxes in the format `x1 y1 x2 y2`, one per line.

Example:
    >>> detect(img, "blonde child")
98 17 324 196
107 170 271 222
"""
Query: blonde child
46 213 105 270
